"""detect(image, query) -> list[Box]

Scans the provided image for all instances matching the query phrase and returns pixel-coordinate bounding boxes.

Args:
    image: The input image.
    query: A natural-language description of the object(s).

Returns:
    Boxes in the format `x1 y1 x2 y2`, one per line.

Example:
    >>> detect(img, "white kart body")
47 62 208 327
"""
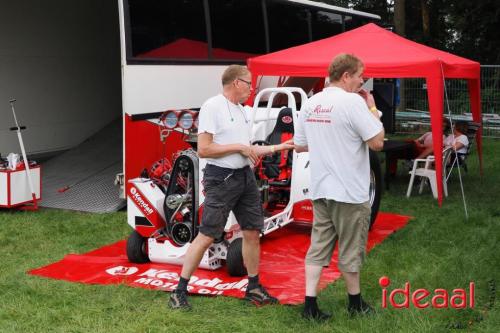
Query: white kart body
126 87 312 270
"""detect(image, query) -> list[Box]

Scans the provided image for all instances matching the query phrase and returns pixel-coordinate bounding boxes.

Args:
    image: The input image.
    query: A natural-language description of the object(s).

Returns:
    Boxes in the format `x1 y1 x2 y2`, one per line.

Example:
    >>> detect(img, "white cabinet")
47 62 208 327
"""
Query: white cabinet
0 166 41 207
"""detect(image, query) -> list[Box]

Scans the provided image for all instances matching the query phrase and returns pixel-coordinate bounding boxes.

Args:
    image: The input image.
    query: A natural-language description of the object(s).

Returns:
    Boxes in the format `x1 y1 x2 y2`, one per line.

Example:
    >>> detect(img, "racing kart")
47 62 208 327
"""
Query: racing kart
126 87 382 276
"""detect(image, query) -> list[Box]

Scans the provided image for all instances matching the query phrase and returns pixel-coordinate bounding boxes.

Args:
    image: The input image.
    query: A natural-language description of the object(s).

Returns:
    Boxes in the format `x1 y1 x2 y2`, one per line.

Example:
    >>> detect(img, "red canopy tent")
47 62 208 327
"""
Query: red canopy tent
247 23 482 205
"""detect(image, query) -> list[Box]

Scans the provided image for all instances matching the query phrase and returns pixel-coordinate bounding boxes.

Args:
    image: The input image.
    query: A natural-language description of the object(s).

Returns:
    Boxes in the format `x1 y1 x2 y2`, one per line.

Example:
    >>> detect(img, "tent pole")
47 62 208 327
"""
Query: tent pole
440 61 468 220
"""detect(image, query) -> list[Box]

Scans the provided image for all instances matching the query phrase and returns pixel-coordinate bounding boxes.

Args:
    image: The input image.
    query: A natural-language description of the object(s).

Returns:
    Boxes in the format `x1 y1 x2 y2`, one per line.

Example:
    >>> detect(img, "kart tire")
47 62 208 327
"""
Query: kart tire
369 150 382 229
226 238 247 277
126 230 150 263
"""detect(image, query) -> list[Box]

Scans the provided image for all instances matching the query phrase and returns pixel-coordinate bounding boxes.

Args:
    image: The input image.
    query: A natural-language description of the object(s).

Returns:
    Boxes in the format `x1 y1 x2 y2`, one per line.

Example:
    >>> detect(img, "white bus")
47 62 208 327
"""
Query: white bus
118 0 380 184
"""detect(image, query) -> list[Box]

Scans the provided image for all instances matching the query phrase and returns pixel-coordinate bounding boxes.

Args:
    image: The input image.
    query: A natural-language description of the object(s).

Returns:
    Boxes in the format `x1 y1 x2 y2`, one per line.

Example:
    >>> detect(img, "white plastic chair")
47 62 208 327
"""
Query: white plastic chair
406 147 454 199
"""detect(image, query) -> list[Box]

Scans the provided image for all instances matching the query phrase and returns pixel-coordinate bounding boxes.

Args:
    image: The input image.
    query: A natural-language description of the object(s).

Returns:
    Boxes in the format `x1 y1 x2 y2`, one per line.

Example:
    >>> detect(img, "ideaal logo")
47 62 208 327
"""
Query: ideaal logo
379 276 475 309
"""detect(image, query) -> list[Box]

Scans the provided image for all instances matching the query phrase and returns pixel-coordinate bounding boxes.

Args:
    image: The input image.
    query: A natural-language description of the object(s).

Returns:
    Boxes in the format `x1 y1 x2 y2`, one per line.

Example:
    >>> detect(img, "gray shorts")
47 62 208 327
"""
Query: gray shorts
305 199 371 273
199 164 264 239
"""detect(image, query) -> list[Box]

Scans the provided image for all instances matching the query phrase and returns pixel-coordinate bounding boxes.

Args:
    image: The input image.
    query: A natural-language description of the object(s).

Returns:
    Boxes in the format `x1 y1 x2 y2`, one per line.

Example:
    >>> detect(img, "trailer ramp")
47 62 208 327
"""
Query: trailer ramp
39 119 125 213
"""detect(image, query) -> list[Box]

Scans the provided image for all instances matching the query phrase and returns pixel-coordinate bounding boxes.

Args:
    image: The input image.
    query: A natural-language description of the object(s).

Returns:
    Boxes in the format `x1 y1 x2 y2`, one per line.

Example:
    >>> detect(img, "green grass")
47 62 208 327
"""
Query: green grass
1 139 499 333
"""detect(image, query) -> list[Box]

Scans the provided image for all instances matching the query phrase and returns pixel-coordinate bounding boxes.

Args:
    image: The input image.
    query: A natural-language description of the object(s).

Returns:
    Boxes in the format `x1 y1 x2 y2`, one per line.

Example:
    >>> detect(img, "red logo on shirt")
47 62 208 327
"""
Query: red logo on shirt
312 105 333 114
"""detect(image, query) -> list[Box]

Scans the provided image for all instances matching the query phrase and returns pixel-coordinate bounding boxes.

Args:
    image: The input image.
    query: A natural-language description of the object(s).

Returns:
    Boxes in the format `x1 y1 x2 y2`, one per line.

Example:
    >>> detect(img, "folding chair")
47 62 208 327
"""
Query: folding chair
406 147 454 199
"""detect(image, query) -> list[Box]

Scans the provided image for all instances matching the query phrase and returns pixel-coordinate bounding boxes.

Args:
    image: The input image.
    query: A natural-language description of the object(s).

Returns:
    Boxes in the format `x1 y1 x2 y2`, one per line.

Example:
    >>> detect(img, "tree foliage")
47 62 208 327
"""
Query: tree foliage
444 0 500 64
319 0 499 64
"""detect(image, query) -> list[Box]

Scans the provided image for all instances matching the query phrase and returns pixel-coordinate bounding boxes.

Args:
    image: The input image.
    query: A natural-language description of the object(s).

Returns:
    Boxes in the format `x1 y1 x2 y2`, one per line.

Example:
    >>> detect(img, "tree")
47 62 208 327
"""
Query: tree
312 0 499 63
420 0 430 40
445 0 500 64
393 0 406 112
393 0 405 35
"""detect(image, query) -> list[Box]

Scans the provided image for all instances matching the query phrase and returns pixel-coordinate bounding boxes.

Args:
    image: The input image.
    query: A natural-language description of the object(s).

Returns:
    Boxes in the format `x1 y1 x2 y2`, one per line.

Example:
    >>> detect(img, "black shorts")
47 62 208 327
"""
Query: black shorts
199 164 264 239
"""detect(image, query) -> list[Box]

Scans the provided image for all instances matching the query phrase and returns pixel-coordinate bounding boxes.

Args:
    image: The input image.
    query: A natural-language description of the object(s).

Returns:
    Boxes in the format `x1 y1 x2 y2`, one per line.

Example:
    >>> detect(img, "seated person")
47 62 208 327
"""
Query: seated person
413 131 435 159
408 122 468 168
389 127 443 174
444 122 469 154
401 122 450 170
387 133 431 175
413 120 452 159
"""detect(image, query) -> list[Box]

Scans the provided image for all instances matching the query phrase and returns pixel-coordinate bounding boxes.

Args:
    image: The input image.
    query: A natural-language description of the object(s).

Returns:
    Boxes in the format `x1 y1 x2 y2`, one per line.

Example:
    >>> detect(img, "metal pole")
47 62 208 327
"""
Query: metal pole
9 99 38 209
439 64 468 219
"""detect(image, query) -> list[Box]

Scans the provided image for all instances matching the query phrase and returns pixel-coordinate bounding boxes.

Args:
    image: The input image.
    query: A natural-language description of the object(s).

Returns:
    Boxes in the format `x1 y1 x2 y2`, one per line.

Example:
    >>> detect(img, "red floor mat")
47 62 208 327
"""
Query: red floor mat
29 212 410 304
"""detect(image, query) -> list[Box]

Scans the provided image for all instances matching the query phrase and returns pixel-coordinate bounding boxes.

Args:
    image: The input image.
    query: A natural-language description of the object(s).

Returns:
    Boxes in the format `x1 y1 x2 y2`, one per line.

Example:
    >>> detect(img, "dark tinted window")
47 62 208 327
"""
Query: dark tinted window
125 0 376 62
267 0 310 52
312 11 343 40
209 0 266 60
128 0 208 59
344 15 371 31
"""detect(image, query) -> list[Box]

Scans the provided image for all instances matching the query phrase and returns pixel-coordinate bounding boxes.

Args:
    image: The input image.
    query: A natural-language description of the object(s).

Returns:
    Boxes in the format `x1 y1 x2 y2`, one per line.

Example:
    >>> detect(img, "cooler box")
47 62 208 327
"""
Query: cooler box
0 166 42 207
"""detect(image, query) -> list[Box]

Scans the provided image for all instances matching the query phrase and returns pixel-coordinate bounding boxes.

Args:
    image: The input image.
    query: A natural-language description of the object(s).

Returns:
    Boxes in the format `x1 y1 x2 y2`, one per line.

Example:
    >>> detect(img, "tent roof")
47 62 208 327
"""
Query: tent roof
247 23 482 206
248 23 479 79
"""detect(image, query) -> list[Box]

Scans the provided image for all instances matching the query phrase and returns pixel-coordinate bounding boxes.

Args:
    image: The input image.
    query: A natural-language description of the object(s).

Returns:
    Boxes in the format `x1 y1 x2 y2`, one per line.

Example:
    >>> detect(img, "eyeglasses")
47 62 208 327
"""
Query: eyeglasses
237 78 252 88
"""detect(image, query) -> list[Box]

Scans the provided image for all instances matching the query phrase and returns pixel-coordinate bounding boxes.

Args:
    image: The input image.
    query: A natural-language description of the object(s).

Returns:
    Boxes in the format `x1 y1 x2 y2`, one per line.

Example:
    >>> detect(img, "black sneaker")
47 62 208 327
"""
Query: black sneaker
302 308 332 321
348 298 375 316
244 284 279 305
168 290 191 310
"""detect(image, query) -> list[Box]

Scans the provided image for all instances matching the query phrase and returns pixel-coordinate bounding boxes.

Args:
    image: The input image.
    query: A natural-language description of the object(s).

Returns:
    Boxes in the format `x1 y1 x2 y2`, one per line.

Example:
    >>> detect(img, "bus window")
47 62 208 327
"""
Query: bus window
312 11 343 40
128 0 208 59
344 15 371 31
208 0 266 60
267 0 310 52
124 0 379 63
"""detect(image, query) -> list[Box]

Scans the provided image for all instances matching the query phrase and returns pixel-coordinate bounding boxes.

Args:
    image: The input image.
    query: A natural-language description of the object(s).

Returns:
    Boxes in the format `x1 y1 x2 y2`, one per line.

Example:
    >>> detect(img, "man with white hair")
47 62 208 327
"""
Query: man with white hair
295 54 384 320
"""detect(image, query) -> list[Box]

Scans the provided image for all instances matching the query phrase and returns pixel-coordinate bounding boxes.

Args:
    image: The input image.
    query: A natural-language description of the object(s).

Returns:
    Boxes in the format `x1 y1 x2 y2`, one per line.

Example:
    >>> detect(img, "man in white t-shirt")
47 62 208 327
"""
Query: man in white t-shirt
169 65 293 310
294 54 384 320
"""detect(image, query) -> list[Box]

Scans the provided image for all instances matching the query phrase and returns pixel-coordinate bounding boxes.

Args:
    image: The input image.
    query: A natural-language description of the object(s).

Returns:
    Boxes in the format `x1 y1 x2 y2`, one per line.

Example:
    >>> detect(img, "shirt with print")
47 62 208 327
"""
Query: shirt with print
294 87 383 203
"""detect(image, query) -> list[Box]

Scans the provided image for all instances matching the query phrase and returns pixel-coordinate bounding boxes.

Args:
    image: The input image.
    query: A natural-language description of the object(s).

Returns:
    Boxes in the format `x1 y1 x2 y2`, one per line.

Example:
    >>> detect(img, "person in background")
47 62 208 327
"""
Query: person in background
444 121 469 156
405 121 468 168
412 131 434 159
399 121 450 171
